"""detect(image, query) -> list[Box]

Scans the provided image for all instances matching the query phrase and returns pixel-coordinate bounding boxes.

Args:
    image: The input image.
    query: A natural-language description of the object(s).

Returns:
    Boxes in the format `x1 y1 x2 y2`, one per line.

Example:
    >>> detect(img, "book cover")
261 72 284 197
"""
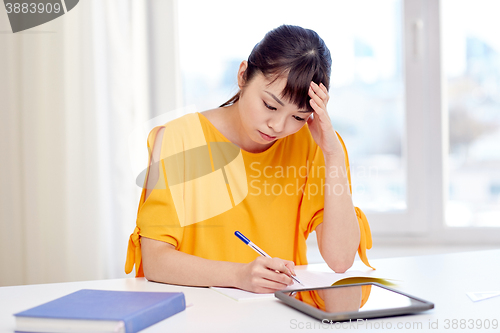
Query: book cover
14 289 186 333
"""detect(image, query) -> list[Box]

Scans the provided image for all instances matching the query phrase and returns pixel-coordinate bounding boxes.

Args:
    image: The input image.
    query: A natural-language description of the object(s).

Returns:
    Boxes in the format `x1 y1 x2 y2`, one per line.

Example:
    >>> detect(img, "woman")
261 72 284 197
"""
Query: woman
125 24 373 294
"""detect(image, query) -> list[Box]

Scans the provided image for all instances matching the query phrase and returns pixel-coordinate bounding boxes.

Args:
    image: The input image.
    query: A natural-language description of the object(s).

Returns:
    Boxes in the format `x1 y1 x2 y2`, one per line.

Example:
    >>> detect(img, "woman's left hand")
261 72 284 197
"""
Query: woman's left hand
307 81 343 158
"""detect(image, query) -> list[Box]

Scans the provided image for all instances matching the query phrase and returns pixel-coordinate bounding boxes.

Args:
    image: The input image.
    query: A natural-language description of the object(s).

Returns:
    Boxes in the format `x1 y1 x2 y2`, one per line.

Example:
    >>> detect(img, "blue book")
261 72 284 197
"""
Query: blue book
14 289 186 333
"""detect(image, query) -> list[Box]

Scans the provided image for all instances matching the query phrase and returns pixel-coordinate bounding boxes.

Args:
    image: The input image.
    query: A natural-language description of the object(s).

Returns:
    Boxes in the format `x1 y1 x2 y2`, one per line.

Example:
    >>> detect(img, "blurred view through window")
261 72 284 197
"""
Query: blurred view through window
178 0 405 212
442 0 500 227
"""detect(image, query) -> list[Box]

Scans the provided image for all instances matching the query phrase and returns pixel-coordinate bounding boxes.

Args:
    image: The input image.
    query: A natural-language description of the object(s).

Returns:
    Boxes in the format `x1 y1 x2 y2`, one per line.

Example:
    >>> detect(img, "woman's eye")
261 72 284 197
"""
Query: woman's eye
263 101 276 111
294 115 305 122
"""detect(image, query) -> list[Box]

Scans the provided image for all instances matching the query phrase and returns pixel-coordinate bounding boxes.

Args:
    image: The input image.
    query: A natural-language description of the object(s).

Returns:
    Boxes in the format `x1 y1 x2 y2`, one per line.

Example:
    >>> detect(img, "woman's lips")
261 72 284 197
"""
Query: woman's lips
259 131 277 141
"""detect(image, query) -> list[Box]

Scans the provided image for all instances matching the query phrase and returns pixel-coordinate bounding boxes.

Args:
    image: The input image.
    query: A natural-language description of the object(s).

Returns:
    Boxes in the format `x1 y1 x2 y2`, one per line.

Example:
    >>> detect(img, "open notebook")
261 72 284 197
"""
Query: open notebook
211 264 392 301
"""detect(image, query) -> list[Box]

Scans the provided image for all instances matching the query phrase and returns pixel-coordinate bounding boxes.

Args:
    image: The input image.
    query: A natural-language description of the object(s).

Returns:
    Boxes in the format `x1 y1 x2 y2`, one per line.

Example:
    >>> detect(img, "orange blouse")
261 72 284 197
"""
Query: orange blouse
125 112 373 277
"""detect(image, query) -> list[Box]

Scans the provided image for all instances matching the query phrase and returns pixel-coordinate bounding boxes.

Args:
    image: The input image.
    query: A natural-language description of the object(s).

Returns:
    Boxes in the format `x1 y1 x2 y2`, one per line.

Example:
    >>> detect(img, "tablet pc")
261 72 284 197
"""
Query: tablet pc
275 283 434 322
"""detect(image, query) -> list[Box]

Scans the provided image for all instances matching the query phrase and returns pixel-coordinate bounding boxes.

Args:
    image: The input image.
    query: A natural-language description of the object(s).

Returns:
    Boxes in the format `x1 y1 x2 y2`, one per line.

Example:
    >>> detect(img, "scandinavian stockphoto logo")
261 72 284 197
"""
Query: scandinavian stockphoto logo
4 0 79 33
133 112 249 227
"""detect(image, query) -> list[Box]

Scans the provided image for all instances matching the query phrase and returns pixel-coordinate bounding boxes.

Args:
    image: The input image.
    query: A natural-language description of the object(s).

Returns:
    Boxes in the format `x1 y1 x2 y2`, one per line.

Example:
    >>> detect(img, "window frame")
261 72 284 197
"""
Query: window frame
170 0 500 244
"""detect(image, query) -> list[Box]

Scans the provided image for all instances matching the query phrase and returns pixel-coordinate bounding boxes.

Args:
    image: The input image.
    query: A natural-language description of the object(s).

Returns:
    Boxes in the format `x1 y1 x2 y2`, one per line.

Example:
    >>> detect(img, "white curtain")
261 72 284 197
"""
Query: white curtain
0 0 175 286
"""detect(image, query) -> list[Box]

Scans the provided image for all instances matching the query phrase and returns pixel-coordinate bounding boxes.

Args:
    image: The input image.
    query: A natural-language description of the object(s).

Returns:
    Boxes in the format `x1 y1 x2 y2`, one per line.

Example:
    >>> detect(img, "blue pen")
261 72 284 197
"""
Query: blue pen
235 231 303 285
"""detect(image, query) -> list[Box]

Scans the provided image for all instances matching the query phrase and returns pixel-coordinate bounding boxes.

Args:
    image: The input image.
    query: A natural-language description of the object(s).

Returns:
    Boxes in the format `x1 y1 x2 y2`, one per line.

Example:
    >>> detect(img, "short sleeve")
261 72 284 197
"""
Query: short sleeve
299 144 325 239
125 126 185 277
300 144 326 237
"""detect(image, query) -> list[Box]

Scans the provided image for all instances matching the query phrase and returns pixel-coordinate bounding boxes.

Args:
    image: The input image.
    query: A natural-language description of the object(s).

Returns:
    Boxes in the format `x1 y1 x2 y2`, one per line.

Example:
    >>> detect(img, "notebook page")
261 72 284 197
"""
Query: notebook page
287 270 372 289
210 270 375 301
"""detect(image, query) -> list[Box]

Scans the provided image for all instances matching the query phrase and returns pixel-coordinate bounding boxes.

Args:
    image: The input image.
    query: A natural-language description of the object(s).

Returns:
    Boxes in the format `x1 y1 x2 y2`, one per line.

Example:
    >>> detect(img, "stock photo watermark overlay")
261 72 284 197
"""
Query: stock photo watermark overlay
248 161 377 199
3 0 79 33
131 110 249 227
130 108 379 227
290 318 499 330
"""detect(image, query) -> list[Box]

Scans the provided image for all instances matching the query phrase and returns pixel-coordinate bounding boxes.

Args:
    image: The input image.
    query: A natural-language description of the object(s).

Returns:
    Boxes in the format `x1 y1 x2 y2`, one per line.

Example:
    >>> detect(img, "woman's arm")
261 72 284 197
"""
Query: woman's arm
141 237 296 293
315 154 360 273
306 81 360 273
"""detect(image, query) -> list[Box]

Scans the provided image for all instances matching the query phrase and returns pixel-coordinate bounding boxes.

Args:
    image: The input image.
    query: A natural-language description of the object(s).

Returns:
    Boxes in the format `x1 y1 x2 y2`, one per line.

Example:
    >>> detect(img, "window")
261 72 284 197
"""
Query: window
442 0 500 227
174 0 500 239
178 1 408 227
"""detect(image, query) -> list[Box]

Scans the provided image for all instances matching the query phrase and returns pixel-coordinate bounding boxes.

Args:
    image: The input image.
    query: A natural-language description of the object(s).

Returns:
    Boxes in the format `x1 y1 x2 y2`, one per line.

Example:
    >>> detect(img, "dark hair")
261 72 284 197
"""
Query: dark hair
220 24 332 112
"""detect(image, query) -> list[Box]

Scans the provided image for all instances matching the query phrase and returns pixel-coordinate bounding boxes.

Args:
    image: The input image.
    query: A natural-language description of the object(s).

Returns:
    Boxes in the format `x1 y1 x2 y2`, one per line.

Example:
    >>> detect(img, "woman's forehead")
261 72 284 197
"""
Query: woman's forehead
258 74 290 99
255 74 310 111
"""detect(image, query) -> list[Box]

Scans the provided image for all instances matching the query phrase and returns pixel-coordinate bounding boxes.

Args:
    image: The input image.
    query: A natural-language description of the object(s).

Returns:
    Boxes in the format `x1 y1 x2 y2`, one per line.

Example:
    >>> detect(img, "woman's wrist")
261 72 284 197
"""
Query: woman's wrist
225 262 245 289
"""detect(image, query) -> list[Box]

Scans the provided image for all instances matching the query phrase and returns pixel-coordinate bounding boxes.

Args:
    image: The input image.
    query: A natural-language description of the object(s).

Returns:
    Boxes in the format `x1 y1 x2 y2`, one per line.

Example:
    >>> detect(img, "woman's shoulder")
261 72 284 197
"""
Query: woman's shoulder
148 112 210 149
165 111 201 126
199 107 230 131
199 108 221 124
199 107 239 143
160 108 222 130
154 111 208 136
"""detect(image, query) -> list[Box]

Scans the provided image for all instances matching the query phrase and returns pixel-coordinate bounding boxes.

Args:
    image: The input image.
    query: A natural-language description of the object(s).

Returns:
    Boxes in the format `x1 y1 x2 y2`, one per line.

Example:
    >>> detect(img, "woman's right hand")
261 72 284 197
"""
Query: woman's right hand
235 256 297 293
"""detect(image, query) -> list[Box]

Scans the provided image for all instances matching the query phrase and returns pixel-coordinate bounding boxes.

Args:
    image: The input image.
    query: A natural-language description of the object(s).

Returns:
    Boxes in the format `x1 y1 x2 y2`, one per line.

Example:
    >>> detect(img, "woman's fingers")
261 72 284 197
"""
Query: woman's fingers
319 82 330 102
284 260 296 276
266 257 290 273
240 257 298 293
257 273 291 290
311 81 328 101
310 81 333 126
256 257 294 284
309 82 331 119
257 273 291 291
306 81 341 157
309 85 326 110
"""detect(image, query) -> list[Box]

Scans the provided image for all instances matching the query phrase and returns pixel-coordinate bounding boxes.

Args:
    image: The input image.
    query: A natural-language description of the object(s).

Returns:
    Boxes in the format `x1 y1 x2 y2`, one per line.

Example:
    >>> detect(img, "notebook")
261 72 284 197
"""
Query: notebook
211 267 393 301
14 289 186 333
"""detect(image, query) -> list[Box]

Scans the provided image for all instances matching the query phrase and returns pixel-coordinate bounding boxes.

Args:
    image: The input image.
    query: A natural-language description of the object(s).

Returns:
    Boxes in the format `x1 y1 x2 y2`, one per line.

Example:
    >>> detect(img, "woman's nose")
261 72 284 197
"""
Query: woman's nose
267 115 286 133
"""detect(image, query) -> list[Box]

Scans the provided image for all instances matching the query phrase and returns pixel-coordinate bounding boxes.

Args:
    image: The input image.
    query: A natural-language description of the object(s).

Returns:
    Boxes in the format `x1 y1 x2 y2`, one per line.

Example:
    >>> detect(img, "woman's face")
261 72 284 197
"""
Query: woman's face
236 61 313 152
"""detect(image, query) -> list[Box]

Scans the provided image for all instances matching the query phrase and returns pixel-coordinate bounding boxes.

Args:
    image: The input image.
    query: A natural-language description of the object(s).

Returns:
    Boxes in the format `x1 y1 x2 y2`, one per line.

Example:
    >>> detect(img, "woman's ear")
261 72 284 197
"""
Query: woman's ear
237 60 248 89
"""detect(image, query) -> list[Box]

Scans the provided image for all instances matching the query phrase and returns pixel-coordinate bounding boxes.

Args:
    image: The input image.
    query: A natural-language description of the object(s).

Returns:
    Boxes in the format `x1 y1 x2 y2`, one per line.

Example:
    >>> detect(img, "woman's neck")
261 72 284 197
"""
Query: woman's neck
220 103 274 154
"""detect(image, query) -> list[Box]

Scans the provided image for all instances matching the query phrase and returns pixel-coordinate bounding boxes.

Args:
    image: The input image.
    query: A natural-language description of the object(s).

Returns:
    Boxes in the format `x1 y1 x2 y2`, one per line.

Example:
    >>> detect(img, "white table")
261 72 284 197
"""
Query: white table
1 250 499 333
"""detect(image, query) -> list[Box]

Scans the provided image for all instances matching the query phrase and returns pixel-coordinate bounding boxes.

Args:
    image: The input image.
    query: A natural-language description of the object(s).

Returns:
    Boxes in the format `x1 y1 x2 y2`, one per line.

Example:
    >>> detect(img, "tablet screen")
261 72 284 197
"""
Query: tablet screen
287 284 426 314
